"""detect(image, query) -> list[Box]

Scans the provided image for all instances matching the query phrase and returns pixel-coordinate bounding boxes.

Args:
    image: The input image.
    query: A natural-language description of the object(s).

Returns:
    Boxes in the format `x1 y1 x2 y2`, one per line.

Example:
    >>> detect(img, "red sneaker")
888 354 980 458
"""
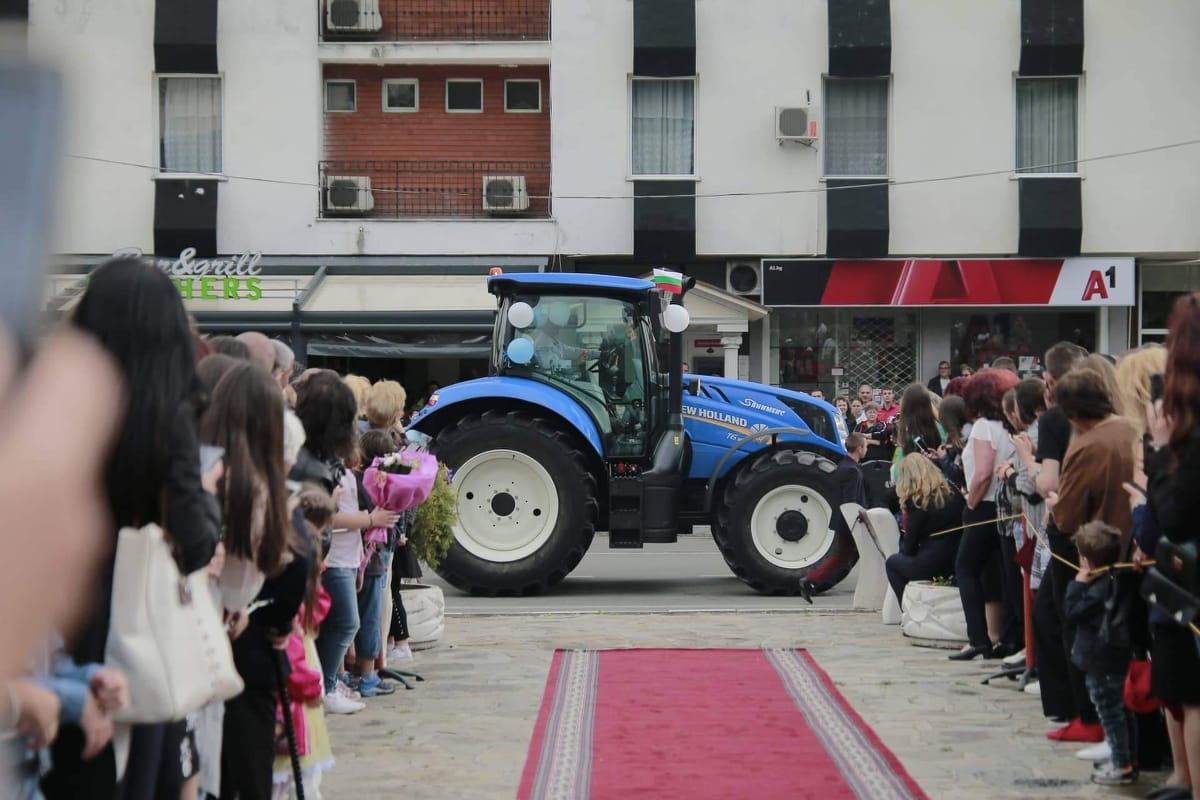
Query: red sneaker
1046 719 1105 743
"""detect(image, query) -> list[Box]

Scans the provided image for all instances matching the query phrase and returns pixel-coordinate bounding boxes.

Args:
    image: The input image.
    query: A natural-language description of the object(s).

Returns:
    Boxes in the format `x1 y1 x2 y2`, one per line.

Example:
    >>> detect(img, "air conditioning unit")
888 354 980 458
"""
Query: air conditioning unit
324 176 374 214
326 0 383 32
482 175 530 212
726 261 762 296
776 105 818 143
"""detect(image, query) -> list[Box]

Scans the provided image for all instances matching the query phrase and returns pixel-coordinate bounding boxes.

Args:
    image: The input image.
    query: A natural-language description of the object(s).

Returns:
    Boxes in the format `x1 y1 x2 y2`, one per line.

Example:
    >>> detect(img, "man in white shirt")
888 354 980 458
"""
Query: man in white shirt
533 321 589 369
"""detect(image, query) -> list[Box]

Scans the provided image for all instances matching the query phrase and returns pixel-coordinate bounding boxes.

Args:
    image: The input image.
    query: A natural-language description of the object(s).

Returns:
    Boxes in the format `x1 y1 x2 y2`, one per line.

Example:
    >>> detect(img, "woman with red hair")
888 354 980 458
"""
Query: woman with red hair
949 368 1022 660
1144 293 1200 798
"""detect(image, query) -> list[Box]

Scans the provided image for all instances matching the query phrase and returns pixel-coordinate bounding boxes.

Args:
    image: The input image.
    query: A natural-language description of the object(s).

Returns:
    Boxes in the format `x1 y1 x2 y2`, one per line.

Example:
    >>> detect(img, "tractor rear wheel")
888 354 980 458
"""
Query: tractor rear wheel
715 449 858 595
431 410 598 595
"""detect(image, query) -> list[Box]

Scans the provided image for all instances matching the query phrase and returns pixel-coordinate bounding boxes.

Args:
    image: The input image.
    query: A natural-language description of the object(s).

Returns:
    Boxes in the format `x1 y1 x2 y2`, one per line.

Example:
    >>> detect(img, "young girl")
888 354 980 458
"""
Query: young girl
272 486 339 800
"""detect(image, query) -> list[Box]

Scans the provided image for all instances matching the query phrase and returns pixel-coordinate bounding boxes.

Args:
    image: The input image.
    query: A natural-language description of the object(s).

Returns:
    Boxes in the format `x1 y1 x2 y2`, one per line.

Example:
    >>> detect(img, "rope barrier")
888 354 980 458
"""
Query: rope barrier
915 509 1198 635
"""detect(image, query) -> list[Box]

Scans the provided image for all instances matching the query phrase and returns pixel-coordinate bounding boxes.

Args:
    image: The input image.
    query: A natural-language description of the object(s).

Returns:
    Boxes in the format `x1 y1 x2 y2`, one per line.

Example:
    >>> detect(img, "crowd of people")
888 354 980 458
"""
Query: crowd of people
825 306 1200 793
0 256 439 799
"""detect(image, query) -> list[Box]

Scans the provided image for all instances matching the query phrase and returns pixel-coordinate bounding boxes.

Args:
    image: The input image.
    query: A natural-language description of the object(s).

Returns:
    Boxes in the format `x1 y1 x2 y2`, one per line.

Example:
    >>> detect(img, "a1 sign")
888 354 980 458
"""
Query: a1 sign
1049 258 1135 307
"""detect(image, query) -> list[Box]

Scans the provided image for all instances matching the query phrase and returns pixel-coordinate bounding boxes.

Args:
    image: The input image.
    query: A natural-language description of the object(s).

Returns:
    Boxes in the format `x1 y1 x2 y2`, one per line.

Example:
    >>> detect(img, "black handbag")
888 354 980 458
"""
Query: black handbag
1141 539 1200 626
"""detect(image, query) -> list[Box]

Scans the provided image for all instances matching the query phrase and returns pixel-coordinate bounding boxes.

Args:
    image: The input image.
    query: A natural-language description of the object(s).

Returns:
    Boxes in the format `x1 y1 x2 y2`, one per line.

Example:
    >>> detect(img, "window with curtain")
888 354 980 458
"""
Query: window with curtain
631 79 695 176
1016 77 1078 174
823 78 888 177
159 77 222 174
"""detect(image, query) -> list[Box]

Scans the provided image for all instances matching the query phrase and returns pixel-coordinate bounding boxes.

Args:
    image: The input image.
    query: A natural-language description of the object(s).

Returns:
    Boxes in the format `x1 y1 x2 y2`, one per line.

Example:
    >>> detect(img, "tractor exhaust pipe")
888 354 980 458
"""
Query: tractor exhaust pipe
668 275 696 422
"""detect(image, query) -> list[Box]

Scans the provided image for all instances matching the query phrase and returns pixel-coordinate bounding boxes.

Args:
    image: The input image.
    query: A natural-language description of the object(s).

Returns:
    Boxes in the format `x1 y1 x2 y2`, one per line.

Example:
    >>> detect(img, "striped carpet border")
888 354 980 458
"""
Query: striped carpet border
527 649 600 800
765 648 929 800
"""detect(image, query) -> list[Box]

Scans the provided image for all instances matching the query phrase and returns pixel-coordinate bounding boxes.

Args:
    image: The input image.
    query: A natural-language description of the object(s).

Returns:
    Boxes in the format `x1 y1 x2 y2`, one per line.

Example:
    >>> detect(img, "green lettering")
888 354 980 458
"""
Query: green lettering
223 277 240 299
244 277 262 301
200 277 218 300
175 278 193 300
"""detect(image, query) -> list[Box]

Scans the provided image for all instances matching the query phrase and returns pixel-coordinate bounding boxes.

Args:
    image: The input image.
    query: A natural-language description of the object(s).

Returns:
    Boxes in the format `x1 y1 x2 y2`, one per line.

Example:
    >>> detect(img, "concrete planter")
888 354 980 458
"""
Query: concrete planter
901 581 968 644
399 582 445 651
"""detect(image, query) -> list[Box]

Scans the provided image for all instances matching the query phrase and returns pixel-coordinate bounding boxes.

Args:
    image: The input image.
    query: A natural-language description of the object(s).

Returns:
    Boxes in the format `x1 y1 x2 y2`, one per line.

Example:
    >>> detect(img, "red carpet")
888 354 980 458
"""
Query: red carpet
517 648 927 800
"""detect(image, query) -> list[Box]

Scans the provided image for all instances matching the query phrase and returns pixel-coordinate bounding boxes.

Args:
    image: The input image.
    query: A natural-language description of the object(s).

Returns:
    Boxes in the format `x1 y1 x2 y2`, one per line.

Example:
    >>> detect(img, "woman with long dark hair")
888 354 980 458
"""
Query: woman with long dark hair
44 256 221 799
1144 293 1200 798
894 383 944 457
291 372 400 715
200 362 293 609
200 362 300 798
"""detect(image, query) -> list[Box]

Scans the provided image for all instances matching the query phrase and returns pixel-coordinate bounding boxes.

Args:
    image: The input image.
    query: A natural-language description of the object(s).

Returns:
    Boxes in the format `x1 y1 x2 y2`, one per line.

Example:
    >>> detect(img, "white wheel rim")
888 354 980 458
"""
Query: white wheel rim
452 449 560 563
748 484 836 569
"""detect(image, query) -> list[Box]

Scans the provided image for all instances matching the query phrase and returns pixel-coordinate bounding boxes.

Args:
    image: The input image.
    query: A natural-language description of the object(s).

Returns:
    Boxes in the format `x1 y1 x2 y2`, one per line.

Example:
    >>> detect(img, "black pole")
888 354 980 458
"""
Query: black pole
273 649 306 800
667 274 695 422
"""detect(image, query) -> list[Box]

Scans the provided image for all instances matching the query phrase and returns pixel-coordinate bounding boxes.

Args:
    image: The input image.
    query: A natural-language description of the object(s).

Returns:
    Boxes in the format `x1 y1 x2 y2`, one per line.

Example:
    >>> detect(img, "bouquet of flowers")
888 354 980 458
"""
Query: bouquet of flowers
363 451 439 512
360 452 439 573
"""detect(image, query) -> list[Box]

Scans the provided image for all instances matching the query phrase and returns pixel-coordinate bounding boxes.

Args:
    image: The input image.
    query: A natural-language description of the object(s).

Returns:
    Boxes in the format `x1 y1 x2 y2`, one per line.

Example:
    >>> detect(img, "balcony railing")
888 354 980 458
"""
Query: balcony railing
319 160 551 219
320 0 549 42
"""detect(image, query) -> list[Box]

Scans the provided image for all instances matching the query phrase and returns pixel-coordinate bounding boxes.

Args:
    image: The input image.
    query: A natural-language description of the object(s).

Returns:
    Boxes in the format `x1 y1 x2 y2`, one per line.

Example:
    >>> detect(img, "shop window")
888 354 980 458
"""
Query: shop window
324 79 356 113
158 76 222 174
1016 77 1078 175
948 310 1095 374
383 79 419 112
631 77 695 177
446 79 483 113
504 79 541 113
771 308 917 398
823 77 889 177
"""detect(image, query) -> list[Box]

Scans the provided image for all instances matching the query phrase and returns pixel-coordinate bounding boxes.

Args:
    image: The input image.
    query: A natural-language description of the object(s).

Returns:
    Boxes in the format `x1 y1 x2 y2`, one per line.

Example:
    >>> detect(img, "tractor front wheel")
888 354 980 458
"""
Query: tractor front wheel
431 410 598 595
715 449 858 595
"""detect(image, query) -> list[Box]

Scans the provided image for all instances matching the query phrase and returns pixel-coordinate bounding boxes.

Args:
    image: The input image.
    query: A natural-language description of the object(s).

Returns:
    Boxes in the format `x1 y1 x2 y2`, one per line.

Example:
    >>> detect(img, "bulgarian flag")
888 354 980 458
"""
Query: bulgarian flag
652 268 684 295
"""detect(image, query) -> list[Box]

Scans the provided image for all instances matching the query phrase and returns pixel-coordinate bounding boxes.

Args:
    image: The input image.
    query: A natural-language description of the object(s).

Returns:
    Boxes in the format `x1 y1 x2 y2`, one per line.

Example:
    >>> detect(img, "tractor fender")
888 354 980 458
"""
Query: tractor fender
408 377 604 457
703 426 840 514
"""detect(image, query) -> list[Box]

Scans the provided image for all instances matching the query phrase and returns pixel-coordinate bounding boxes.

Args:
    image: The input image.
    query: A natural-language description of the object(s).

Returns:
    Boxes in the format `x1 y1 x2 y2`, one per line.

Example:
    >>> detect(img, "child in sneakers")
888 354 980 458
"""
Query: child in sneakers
350 431 402 698
1065 521 1137 786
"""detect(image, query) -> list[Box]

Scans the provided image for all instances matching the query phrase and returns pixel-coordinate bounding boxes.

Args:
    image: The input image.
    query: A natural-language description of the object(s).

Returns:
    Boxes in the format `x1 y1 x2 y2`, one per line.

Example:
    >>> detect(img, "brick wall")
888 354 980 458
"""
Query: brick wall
321 64 551 217
379 0 548 41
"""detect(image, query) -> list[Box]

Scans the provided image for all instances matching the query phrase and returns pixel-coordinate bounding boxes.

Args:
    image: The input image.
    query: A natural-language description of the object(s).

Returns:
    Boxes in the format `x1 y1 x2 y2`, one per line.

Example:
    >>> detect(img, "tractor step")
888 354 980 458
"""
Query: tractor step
608 476 644 548
607 476 678 547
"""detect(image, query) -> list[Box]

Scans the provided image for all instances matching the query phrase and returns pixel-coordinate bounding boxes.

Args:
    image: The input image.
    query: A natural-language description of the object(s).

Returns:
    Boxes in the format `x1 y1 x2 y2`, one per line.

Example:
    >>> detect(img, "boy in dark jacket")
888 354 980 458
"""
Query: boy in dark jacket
1065 521 1137 786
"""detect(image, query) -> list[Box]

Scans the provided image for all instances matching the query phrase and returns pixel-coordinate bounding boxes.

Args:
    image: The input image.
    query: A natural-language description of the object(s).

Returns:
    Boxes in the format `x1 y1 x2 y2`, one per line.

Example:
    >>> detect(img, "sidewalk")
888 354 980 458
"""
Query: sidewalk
323 610 1154 799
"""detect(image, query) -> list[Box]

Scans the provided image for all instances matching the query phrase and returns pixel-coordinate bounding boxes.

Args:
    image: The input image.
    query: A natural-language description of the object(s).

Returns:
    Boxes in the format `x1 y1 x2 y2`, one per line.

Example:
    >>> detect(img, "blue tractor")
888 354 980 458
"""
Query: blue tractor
408 272 858 596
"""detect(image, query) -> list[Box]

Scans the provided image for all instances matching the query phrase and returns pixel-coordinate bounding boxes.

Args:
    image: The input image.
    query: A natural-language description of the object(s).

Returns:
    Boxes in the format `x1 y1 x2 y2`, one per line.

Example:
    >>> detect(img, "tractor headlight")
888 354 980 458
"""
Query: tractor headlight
834 413 848 444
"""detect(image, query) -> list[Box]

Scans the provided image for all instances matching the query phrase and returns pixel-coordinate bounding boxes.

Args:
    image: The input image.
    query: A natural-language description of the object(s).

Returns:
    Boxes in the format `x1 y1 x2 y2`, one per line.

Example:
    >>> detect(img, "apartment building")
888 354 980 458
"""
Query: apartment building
24 0 1200 390
550 0 1200 392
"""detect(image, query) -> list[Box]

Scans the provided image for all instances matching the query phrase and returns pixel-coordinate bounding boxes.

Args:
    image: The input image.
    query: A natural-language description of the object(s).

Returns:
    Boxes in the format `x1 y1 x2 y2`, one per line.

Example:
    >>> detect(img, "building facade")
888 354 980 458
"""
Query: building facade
22 0 1200 394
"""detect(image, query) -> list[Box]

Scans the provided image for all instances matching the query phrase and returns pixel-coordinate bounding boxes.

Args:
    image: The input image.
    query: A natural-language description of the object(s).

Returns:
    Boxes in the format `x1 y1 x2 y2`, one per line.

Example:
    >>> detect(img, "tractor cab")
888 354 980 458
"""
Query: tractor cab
489 273 668 461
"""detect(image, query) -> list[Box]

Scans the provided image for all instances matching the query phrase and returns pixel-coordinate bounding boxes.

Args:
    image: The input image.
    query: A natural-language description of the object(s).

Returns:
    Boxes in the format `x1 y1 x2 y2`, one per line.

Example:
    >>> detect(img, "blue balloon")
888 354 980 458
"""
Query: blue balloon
506 337 535 365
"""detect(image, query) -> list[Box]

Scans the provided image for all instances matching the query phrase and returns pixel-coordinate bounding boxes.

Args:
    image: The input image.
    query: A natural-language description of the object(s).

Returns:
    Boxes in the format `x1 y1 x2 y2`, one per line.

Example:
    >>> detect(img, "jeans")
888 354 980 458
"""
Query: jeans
315 567 360 694
355 570 387 662
1049 535 1099 723
1086 672 1137 769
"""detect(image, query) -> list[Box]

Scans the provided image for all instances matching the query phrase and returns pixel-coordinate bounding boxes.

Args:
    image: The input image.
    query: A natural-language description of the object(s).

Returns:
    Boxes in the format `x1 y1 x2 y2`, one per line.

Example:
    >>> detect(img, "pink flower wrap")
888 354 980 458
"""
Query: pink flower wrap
362 452 439 512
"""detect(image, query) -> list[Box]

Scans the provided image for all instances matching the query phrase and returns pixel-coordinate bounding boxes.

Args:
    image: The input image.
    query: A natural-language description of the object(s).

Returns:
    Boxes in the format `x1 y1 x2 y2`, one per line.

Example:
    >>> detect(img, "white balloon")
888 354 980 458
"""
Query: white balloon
507 301 535 329
662 304 690 333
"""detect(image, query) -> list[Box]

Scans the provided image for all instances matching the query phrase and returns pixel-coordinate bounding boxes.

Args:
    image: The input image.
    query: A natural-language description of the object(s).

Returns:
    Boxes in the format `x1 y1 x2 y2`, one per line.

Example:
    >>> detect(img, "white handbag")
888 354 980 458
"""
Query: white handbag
105 521 244 723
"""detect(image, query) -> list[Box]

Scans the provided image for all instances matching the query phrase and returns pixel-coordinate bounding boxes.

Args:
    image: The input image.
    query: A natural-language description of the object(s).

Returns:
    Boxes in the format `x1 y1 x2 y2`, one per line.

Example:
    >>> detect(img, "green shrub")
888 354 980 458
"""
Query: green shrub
409 461 457 569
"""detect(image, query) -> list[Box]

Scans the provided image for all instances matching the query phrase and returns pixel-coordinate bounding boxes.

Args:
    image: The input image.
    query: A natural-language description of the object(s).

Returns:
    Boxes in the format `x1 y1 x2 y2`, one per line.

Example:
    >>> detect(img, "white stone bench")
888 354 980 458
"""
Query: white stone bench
843 504 903 622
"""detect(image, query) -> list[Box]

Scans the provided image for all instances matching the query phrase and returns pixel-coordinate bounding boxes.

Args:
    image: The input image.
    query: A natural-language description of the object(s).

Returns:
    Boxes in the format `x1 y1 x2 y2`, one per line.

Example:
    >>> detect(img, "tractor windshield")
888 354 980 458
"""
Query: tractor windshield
501 294 657 458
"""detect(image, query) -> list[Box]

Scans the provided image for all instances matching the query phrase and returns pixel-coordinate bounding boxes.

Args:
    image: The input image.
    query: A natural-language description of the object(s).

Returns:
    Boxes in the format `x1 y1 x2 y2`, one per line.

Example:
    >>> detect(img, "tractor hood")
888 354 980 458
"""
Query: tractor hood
680 375 847 475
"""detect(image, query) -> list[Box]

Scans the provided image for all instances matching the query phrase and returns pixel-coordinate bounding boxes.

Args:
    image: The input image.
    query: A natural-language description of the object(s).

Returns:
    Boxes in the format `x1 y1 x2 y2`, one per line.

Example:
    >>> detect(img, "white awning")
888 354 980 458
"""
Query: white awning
304 274 495 313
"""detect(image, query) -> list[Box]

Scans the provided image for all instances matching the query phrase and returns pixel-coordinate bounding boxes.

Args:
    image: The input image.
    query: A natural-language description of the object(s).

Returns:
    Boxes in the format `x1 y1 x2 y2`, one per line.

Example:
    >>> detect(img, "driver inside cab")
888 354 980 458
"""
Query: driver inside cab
532 305 589 370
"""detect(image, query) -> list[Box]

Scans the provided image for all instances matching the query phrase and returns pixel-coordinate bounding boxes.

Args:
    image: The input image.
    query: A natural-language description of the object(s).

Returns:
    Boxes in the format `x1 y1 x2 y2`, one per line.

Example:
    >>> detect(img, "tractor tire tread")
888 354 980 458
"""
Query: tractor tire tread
432 410 597 597
713 448 855 596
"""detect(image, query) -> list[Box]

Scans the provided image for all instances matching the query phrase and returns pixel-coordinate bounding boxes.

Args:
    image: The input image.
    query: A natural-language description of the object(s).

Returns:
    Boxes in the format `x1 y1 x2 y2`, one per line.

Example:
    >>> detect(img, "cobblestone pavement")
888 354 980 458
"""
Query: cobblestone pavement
323 610 1160 799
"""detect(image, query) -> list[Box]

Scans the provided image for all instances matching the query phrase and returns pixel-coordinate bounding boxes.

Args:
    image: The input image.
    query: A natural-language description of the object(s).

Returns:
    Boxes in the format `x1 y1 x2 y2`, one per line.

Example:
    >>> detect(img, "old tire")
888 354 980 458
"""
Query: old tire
431 410 598 595
398 583 446 651
715 449 858 595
